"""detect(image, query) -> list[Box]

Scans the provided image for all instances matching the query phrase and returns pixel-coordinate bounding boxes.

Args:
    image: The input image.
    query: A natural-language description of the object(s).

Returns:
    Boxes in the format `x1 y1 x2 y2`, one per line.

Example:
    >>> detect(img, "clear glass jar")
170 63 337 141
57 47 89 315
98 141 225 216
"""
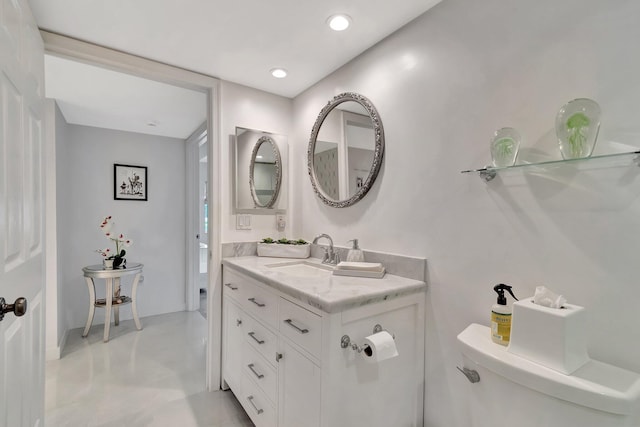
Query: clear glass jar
555 98 601 160
490 127 521 167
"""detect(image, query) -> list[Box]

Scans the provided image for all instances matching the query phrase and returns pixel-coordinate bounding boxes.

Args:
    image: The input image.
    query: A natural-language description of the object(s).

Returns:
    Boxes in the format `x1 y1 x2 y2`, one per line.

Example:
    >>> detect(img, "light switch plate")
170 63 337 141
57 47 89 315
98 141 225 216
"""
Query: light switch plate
276 213 286 231
236 214 251 230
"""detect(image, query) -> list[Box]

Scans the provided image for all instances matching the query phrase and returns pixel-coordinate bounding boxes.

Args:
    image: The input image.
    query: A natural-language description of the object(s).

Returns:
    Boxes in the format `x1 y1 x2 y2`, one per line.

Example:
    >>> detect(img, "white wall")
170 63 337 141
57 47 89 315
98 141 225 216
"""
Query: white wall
54 107 73 334
220 81 292 242
292 1 640 425
56 119 187 331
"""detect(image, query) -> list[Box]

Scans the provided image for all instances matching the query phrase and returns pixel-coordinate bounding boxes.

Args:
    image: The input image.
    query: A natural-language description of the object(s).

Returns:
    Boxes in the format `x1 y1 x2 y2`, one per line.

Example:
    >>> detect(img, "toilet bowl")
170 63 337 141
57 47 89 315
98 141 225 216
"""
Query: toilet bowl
458 323 640 427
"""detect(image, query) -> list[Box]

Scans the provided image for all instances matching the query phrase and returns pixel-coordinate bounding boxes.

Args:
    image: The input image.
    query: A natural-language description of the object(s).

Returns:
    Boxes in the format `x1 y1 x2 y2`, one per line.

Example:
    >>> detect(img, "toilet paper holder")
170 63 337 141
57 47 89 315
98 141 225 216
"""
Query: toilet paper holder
340 324 395 353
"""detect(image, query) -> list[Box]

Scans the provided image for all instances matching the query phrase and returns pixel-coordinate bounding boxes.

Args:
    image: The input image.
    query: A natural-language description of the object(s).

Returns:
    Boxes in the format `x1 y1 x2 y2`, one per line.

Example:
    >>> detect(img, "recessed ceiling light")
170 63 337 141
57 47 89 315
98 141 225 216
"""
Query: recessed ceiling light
327 14 351 31
270 68 287 78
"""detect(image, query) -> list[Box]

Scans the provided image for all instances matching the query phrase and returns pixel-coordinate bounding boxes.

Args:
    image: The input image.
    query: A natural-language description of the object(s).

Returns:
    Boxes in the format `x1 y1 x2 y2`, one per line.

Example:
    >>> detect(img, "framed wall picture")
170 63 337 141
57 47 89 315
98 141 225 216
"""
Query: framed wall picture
114 164 148 201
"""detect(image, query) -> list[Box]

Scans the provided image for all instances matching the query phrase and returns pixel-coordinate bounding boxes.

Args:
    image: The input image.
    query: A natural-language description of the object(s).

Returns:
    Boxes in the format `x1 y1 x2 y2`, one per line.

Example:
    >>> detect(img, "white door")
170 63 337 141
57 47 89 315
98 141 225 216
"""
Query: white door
186 126 208 312
0 0 46 425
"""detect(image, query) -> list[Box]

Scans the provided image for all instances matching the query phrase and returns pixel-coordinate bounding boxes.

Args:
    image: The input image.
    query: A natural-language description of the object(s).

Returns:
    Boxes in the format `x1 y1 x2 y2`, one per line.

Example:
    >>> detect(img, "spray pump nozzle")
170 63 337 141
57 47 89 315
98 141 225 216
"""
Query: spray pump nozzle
493 284 518 306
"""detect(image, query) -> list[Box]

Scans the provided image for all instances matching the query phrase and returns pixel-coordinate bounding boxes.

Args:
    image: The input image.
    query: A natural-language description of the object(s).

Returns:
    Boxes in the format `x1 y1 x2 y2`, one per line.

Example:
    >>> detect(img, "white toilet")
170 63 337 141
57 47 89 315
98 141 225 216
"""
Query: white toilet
458 324 640 427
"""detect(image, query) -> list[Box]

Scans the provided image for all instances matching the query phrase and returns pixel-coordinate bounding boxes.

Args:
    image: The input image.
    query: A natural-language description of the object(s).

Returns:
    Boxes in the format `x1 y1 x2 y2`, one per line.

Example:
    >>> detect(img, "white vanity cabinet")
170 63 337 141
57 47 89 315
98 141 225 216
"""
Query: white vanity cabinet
277 297 322 427
223 269 278 427
222 262 425 427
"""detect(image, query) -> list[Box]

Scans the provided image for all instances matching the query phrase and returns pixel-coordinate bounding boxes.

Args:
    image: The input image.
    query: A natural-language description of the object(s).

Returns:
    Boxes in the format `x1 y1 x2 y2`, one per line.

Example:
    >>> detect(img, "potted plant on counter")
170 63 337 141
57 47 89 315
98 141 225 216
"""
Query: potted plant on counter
257 237 310 258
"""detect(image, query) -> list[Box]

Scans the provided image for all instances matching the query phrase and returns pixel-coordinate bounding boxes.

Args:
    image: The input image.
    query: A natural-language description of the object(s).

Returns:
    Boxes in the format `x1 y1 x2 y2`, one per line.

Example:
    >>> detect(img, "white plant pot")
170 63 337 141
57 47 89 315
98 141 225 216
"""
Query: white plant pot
103 259 114 270
257 243 310 259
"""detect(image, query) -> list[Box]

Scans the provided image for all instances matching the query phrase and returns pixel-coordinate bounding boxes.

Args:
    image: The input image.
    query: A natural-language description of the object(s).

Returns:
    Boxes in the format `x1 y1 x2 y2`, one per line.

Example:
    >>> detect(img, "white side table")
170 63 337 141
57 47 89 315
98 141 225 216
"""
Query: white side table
82 263 143 342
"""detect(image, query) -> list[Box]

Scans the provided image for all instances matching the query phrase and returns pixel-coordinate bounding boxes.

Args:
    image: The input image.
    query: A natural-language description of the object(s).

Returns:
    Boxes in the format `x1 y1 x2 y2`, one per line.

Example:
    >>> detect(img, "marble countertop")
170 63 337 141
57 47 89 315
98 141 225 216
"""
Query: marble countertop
222 256 426 313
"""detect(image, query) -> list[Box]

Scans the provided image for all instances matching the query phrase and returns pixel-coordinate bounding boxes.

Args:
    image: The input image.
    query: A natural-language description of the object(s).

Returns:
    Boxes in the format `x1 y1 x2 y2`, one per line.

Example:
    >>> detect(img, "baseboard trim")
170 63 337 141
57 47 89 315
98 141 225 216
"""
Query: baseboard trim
45 328 68 361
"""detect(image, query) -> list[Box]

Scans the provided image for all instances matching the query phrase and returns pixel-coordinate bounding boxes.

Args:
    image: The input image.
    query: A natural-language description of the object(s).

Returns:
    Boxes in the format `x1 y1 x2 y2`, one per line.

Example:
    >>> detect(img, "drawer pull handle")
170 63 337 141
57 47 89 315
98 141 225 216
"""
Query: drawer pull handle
247 395 264 415
284 318 309 334
248 331 265 344
248 363 264 379
248 297 266 307
225 283 238 290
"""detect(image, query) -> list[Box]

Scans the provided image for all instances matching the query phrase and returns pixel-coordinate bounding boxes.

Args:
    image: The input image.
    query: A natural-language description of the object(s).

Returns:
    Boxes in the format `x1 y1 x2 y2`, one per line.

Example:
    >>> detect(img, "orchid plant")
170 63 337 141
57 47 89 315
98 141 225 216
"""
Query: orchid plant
95 215 132 267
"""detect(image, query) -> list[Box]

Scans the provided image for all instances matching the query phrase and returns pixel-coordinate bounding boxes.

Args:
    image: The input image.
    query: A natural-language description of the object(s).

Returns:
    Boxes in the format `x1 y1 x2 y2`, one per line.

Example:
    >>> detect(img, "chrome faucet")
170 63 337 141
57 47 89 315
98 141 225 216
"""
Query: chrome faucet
312 233 340 265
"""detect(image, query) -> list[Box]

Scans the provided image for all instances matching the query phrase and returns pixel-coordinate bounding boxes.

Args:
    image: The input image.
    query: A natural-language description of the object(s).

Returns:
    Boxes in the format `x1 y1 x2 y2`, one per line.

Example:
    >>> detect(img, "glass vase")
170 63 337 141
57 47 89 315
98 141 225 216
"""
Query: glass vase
490 127 521 167
555 98 601 160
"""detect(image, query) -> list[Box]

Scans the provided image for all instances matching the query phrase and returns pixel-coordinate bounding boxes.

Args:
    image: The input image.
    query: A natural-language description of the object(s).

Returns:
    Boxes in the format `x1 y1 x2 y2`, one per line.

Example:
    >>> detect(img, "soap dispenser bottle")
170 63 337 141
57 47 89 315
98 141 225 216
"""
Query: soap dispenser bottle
491 283 519 346
346 239 365 262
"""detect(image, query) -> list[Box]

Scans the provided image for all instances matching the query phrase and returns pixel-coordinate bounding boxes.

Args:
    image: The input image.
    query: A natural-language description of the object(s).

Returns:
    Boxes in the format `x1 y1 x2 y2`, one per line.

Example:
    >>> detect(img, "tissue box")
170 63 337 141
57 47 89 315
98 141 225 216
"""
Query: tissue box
507 297 589 374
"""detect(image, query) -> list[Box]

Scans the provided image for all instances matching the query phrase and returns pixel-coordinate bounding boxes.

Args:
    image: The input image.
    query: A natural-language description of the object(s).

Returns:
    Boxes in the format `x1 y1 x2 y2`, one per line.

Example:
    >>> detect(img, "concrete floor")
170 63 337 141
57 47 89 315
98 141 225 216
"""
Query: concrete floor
199 288 207 319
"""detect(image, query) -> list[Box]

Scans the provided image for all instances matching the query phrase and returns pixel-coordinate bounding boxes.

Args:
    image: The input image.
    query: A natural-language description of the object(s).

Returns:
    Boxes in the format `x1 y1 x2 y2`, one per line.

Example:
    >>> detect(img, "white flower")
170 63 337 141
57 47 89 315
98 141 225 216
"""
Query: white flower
94 247 112 257
95 216 132 261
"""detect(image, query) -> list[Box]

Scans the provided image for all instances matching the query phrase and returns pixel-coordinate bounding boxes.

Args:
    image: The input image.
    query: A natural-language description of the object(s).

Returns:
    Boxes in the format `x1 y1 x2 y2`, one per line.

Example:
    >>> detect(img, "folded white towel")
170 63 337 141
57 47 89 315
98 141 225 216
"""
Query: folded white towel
336 261 384 272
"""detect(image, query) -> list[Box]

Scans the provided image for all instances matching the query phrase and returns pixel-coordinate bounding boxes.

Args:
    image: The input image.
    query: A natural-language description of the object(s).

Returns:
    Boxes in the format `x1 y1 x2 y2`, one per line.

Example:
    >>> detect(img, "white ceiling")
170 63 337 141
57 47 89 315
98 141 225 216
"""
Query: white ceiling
45 54 207 139
31 0 441 138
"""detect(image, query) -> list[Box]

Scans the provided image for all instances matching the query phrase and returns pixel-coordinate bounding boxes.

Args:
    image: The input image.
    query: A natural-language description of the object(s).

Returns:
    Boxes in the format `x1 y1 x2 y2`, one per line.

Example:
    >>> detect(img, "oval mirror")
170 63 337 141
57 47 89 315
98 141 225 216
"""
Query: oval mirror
308 92 384 208
249 135 282 208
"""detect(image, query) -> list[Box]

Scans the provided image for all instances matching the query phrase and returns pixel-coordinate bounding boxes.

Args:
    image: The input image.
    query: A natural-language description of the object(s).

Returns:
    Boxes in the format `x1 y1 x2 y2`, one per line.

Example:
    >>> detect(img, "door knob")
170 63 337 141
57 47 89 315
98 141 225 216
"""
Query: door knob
0 297 27 321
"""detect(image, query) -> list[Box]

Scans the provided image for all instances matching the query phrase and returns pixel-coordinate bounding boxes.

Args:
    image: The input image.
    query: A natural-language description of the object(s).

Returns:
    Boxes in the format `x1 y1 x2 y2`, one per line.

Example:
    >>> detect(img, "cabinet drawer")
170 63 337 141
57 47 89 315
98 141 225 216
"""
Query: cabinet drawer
222 268 247 304
241 374 276 427
224 268 279 328
244 314 277 366
242 280 278 328
243 343 277 403
279 297 322 357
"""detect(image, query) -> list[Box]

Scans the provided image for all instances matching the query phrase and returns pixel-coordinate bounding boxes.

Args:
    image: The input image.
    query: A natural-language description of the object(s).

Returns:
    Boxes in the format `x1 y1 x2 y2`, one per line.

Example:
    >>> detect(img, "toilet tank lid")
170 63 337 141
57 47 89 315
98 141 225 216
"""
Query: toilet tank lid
457 323 640 415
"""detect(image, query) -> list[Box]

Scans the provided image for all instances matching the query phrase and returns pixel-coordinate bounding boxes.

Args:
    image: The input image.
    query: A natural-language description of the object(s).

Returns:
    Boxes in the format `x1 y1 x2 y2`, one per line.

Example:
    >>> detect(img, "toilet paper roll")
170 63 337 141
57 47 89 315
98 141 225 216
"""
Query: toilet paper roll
362 331 399 363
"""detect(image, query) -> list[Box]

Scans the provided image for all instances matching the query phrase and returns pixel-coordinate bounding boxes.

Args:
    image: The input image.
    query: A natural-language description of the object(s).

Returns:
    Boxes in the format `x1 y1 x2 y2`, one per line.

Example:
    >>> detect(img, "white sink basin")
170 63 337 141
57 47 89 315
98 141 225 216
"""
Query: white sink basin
265 260 334 277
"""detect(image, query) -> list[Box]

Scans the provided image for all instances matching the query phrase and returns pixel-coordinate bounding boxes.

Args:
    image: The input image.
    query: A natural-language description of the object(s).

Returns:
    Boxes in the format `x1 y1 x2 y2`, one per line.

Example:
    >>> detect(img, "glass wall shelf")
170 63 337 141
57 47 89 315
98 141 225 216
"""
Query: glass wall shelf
461 150 640 182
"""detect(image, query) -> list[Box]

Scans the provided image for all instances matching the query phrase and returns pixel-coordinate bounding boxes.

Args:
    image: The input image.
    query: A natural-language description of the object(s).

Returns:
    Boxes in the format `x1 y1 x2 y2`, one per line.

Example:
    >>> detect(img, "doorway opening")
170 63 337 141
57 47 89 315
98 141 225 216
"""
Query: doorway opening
42 30 222 393
186 125 210 318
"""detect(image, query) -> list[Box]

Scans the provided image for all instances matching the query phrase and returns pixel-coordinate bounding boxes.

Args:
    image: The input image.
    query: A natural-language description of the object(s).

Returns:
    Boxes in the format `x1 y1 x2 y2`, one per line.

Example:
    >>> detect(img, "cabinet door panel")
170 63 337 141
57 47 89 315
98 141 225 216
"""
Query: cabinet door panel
223 298 244 391
279 341 321 427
